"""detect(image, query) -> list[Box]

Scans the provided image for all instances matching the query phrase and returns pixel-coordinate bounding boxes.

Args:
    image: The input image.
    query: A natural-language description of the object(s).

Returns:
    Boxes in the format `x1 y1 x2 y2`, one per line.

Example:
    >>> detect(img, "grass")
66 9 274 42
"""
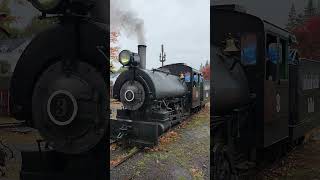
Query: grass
133 106 210 179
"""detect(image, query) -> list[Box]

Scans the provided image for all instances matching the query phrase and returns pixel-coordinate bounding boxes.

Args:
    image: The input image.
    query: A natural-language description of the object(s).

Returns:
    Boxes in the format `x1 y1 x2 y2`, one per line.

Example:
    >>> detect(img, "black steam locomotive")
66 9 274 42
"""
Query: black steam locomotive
211 5 320 179
9 0 108 179
111 45 209 146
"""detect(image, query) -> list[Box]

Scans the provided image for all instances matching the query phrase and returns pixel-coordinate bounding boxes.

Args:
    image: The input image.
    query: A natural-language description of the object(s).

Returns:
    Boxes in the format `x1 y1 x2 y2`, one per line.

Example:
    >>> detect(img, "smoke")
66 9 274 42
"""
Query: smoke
110 0 146 44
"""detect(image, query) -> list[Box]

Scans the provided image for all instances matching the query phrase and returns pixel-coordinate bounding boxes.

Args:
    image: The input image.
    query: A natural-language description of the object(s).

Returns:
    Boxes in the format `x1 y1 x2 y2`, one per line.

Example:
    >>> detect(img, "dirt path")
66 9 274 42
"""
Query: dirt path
110 105 210 180
261 129 320 180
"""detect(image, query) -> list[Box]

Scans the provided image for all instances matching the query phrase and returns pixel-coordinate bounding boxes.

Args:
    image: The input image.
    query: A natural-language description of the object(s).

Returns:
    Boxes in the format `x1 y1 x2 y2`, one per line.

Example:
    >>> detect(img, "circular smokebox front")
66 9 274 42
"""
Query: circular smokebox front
120 80 145 110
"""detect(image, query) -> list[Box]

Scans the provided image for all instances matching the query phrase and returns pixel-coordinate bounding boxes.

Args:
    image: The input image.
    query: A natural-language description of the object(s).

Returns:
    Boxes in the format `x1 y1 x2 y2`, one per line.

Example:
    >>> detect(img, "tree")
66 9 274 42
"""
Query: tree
304 0 316 21
200 60 210 80
201 65 210 80
286 3 298 31
110 31 120 74
199 63 203 71
296 13 305 27
110 31 120 61
292 16 320 60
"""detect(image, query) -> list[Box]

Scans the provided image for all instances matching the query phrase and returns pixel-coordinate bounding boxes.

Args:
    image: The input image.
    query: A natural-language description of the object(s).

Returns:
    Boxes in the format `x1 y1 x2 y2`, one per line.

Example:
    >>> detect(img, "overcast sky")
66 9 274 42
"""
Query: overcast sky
212 0 315 28
113 0 210 70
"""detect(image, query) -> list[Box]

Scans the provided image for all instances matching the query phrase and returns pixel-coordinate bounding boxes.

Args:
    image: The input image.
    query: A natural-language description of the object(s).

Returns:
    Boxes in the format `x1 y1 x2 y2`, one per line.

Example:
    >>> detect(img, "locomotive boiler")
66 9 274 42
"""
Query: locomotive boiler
111 45 208 146
113 46 188 111
211 45 251 115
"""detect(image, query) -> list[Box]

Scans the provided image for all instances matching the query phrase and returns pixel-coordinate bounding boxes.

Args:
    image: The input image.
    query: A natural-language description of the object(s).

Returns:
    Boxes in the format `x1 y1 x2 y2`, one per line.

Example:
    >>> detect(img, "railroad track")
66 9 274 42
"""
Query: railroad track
110 147 140 169
110 139 141 170
0 122 25 129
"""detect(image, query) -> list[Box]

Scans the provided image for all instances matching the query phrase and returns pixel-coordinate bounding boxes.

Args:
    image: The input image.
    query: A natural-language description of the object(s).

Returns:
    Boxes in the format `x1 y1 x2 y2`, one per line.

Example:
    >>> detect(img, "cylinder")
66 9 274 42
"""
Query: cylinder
138 45 147 69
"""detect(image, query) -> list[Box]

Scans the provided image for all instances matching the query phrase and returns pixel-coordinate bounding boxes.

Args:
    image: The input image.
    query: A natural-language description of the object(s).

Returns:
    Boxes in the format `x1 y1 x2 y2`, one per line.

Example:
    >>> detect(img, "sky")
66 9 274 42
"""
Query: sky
112 0 210 70
212 0 315 28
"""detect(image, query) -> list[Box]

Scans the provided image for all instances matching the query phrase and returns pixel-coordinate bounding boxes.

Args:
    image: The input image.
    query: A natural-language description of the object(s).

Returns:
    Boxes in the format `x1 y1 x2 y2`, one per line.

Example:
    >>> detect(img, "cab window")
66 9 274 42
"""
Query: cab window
185 72 191 82
193 73 198 87
241 33 257 65
266 33 278 81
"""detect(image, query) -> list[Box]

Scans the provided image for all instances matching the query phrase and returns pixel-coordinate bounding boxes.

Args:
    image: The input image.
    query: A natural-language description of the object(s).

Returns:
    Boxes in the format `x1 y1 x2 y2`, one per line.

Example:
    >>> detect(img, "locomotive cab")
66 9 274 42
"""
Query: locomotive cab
212 4 320 179
212 4 296 179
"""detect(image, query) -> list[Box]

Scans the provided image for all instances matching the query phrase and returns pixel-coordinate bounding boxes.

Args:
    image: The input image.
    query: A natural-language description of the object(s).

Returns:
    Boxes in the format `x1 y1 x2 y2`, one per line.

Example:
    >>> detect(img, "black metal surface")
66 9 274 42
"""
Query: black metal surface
20 137 107 180
119 80 145 111
10 20 107 124
9 1 109 179
32 61 107 154
159 63 204 110
289 59 320 140
113 67 187 101
211 46 250 115
112 62 206 146
110 118 159 147
211 5 320 179
90 0 108 24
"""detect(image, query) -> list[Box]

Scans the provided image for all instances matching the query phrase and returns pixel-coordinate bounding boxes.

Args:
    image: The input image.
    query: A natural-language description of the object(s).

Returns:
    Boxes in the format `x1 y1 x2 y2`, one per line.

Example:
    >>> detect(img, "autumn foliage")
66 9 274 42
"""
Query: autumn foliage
292 16 320 60
201 65 210 80
110 31 120 61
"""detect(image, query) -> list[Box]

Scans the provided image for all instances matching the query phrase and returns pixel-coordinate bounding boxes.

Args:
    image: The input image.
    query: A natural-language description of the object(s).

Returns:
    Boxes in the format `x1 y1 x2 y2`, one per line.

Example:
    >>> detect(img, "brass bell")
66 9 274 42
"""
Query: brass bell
224 38 240 52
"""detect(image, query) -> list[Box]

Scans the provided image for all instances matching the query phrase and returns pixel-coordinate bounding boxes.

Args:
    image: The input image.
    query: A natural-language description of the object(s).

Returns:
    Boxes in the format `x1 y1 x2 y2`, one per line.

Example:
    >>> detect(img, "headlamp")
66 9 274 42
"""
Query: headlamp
119 50 141 67
119 50 131 66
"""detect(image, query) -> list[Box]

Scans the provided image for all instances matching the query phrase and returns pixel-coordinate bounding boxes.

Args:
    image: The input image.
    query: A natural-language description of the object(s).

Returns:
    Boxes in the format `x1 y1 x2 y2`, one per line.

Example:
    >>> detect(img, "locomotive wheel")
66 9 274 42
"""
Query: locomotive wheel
213 144 238 180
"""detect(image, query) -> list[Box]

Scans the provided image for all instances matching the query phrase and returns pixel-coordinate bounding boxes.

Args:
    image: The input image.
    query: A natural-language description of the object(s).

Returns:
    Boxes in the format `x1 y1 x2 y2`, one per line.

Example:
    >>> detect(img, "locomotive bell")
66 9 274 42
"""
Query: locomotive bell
224 38 239 52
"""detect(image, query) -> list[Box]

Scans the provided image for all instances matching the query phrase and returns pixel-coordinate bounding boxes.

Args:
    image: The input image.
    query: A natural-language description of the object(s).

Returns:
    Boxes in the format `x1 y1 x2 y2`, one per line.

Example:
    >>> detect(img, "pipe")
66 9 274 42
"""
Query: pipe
138 45 147 69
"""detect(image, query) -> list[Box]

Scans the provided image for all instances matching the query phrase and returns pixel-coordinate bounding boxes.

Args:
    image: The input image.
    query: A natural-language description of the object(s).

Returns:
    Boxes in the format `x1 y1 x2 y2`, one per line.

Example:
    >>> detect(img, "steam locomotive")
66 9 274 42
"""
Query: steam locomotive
9 0 108 179
111 45 210 146
211 5 320 179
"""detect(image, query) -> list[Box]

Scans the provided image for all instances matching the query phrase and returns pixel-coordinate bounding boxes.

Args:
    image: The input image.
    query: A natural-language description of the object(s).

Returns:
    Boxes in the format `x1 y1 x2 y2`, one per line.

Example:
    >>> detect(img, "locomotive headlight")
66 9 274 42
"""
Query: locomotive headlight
119 50 132 66
119 50 141 67
29 0 63 13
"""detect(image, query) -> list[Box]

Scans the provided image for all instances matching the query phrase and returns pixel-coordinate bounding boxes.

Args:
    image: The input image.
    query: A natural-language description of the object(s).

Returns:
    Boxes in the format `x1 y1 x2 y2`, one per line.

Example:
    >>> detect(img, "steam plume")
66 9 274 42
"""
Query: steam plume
110 0 146 44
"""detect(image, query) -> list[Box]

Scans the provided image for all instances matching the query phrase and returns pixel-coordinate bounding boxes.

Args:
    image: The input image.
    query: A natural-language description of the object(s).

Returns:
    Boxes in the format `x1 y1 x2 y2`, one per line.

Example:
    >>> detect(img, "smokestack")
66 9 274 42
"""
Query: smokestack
138 45 146 69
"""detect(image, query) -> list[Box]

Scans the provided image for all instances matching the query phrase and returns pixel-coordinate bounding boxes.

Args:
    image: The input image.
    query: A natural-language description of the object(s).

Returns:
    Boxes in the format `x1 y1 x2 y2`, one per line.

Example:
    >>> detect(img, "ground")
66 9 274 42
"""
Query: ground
260 128 320 180
0 117 40 180
110 104 210 180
